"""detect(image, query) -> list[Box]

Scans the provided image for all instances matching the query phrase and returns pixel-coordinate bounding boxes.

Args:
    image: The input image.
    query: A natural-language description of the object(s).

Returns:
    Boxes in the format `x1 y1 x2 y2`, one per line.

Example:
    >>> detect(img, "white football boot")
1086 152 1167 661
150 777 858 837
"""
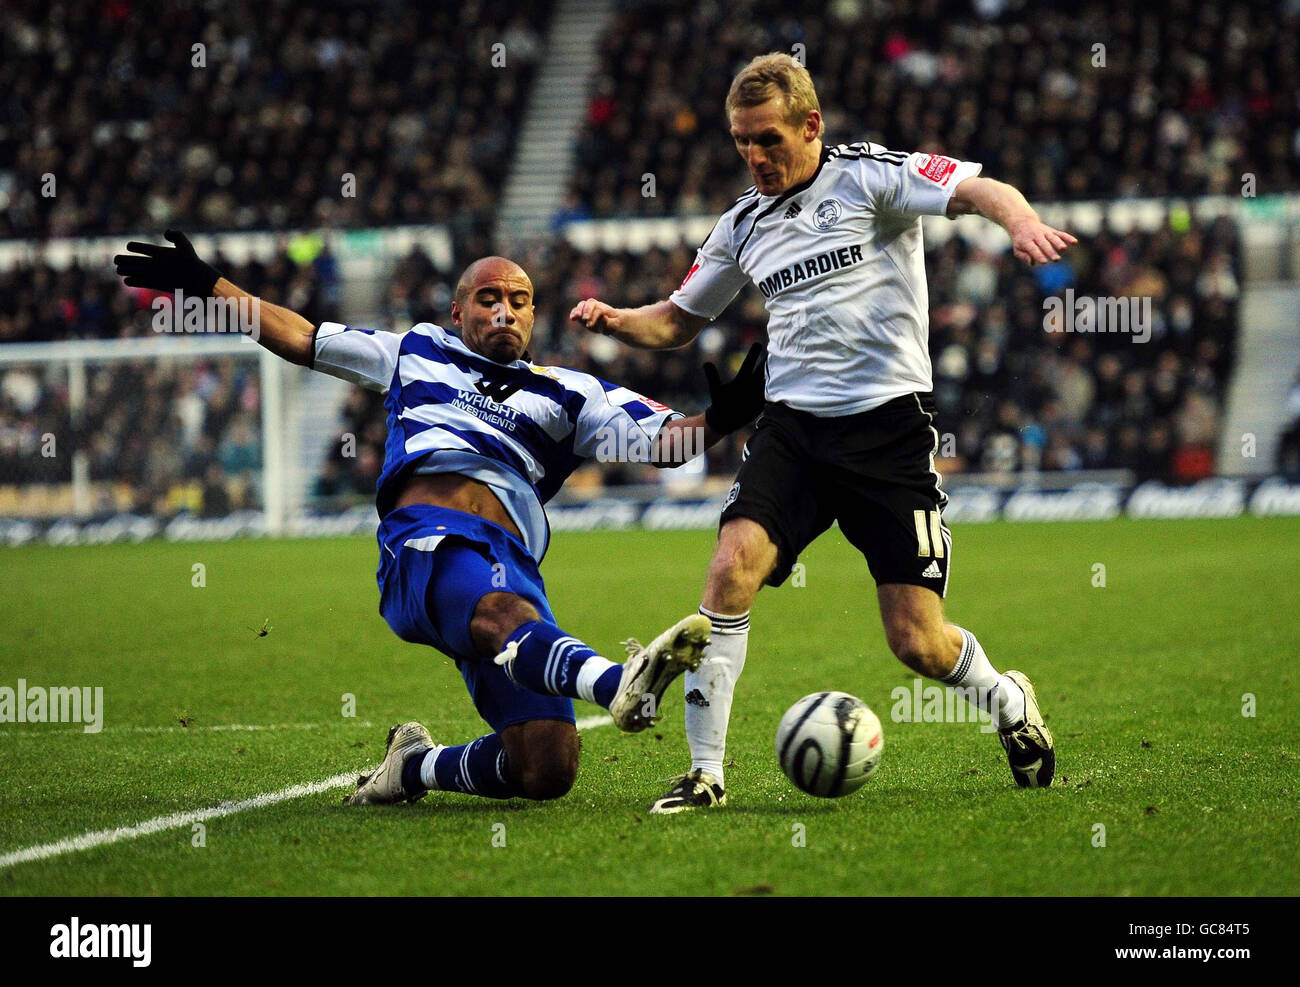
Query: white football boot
344 721 434 805
998 671 1055 788
608 614 711 732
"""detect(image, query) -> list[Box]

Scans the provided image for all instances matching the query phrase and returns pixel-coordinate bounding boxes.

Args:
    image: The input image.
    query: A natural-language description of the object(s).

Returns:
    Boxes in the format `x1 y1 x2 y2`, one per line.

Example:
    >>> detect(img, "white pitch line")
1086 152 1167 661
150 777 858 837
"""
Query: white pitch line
0 720 375 738
0 772 360 870
0 714 616 870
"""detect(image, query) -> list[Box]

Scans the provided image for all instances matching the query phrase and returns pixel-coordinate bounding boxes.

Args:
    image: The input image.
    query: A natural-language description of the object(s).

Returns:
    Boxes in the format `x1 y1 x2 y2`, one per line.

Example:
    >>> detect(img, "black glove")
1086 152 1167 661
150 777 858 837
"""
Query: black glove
114 230 222 296
703 342 767 434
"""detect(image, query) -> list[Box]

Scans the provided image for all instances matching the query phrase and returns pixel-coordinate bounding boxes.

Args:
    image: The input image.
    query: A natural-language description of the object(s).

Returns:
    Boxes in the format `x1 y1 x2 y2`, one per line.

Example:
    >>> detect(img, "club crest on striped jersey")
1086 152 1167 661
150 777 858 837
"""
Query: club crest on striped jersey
813 198 842 231
473 376 523 403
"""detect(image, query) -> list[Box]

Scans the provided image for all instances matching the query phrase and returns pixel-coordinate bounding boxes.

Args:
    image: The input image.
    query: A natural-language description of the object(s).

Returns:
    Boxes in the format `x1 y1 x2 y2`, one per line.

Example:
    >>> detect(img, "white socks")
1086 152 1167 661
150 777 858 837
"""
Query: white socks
684 607 750 789
418 745 447 790
942 626 1025 728
682 617 1019 789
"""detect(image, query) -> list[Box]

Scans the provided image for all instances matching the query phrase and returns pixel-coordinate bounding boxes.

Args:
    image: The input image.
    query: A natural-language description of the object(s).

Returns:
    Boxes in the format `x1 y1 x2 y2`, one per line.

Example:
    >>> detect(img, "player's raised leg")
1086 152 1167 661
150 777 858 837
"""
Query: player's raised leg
349 576 709 805
393 528 707 730
348 509 708 805
829 395 1055 788
877 583 1054 788
481 592 710 732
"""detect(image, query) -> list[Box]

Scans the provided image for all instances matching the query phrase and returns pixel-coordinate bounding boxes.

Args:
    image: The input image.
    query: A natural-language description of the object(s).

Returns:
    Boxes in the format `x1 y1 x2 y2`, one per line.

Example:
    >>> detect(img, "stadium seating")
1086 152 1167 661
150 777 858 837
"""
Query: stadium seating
0 1 551 250
321 212 1240 498
0 246 336 515
0 209 1243 509
569 0 1297 216
0 0 1277 516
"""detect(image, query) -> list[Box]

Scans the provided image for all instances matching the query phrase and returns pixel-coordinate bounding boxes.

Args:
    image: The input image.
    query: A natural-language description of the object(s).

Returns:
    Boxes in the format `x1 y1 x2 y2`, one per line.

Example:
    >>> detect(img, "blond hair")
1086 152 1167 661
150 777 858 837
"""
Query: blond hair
726 53 824 137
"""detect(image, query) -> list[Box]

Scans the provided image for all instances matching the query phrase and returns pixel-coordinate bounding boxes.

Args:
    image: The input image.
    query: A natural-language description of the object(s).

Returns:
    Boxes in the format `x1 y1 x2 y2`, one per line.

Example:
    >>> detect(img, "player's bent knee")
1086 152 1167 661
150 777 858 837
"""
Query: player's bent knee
469 592 541 655
879 585 955 678
519 759 577 801
503 720 579 800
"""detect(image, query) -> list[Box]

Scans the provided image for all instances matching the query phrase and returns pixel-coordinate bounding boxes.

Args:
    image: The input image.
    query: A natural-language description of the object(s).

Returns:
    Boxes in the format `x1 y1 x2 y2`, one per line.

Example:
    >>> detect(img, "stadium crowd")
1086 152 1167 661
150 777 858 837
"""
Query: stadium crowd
570 0 1299 217
0 0 1278 517
1 0 548 254
319 211 1240 503
0 244 340 516
0 212 1244 512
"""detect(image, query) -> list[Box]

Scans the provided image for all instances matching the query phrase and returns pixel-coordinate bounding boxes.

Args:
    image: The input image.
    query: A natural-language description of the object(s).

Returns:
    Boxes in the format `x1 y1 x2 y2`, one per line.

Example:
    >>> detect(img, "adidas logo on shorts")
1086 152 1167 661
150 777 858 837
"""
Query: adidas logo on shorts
921 560 943 578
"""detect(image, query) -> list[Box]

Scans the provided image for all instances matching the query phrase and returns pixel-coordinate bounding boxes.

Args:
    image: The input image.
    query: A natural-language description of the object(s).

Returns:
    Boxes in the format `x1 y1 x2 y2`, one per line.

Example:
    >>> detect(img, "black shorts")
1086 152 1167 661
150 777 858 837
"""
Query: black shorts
720 394 951 594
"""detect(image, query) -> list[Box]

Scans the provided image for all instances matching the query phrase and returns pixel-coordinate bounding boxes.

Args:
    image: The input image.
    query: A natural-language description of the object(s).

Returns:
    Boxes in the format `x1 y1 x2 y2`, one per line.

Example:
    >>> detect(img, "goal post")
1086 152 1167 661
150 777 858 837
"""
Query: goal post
0 334 290 533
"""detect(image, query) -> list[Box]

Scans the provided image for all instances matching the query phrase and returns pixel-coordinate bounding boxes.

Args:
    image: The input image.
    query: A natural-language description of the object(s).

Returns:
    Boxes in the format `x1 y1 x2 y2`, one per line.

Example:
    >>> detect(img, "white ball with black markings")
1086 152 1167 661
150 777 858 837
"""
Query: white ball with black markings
775 692 883 797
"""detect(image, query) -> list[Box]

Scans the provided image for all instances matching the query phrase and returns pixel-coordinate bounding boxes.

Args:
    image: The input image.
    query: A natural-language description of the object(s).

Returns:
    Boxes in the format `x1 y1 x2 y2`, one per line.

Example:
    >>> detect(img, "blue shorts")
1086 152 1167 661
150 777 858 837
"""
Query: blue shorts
376 504 575 733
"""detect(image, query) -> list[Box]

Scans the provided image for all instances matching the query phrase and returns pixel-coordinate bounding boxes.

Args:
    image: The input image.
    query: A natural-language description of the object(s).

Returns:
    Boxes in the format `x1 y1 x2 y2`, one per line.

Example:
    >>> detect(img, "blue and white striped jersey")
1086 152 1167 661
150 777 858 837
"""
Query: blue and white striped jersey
312 321 681 561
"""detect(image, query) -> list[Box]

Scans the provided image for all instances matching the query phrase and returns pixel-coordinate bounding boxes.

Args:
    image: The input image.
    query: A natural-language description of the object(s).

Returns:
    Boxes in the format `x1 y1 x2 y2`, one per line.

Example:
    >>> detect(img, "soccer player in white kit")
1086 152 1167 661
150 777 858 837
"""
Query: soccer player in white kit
571 53 1075 811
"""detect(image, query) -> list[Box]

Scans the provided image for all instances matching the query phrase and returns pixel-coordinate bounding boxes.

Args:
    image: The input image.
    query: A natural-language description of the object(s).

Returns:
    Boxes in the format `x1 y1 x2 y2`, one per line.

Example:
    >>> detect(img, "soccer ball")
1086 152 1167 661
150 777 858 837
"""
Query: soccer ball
775 691 883 797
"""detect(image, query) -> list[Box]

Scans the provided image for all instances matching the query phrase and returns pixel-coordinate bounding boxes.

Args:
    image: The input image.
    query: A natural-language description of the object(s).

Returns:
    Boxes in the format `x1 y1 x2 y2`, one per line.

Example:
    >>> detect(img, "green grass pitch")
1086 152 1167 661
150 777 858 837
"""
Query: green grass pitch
0 516 1296 896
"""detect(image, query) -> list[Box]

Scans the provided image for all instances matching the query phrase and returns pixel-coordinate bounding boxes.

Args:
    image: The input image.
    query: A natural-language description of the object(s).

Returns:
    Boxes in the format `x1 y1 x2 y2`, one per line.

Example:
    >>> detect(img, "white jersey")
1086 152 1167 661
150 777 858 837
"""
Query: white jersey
670 142 981 416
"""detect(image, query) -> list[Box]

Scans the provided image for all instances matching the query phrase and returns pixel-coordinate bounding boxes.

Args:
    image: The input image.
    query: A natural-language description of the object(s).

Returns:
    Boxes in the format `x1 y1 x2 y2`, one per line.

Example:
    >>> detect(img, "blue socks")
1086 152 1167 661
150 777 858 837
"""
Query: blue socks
397 623 625 803
402 734 522 800
496 620 622 708
400 745 432 797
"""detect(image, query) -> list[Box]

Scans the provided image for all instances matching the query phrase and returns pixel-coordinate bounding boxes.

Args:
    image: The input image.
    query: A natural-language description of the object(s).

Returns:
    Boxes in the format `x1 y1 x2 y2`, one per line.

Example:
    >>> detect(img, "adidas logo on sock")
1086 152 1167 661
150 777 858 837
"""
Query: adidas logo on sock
921 560 943 578
685 689 711 708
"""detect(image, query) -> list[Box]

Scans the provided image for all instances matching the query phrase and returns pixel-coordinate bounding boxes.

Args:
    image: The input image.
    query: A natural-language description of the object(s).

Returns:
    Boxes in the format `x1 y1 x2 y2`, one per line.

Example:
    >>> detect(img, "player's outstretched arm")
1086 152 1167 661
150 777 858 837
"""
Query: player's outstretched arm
569 297 708 350
649 343 766 467
114 230 316 366
650 411 722 467
212 279 316 366
947 177 1078 265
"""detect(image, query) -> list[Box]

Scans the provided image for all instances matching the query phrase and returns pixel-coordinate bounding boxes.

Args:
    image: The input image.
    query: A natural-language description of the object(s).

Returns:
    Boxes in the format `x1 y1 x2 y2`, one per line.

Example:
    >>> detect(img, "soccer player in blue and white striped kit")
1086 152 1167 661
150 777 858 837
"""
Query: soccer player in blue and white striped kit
115 235 766 805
